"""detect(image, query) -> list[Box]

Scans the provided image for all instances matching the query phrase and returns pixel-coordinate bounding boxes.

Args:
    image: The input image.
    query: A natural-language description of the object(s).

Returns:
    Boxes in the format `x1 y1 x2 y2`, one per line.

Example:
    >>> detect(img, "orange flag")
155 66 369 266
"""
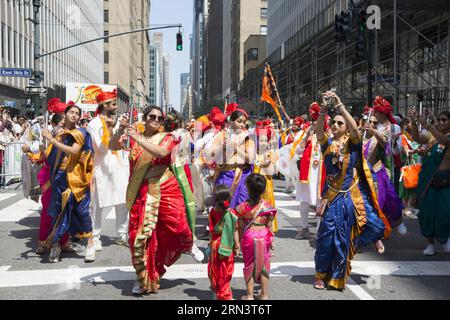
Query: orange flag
261 63 283 124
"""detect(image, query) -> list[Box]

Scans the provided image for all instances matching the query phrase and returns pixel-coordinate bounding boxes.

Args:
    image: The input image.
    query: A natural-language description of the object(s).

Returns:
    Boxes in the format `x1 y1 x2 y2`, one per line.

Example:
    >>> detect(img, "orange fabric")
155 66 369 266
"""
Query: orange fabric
402 163 422 189
261 64 283 123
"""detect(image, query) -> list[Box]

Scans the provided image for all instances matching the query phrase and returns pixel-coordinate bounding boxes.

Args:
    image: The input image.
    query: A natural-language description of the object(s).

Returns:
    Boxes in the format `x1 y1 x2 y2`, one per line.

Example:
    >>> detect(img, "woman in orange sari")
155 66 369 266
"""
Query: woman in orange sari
110 106 193 295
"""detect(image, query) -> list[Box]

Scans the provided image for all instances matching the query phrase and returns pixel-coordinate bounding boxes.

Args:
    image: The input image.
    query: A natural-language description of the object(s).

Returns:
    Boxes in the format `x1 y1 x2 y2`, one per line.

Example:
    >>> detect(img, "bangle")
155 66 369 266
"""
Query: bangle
335 103 344 109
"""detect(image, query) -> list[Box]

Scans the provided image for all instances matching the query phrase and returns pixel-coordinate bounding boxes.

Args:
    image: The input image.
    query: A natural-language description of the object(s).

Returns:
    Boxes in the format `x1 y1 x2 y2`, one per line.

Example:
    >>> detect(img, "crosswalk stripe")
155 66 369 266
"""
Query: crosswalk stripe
0 199 40 222
0 193 16 202
1 261 450 290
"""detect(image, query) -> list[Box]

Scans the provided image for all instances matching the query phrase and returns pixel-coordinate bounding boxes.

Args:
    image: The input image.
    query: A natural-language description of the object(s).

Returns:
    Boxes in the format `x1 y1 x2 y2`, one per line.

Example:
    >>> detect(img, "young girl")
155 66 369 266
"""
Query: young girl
208 184 240 300
236 173 277 300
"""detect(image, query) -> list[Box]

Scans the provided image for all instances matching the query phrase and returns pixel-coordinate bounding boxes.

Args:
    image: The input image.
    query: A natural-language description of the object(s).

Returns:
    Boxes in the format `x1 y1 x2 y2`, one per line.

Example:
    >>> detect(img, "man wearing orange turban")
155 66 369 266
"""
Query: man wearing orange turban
86 89 130 256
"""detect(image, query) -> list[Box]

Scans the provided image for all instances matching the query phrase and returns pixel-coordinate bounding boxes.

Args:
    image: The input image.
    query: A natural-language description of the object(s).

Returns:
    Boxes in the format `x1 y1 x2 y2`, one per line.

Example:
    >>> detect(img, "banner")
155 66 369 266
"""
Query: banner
66 82 118 112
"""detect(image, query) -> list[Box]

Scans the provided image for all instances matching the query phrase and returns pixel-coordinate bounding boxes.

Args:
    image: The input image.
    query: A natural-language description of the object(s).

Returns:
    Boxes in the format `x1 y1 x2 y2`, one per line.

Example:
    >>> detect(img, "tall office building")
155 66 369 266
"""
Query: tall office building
180 72 189 111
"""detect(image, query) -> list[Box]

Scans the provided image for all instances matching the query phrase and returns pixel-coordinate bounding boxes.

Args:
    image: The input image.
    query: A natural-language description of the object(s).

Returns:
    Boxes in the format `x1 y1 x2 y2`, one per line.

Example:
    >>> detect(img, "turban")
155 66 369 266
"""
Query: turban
373 96 397 124
95 89 117 116
47 98 67 114
225 103 248 119
196 115 212 133
293 116 304 127
209 107 226 129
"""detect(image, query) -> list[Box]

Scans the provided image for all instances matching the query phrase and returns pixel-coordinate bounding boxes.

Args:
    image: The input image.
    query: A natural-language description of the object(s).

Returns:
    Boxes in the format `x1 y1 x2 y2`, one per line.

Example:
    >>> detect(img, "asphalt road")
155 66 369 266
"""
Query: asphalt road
0 180 449 300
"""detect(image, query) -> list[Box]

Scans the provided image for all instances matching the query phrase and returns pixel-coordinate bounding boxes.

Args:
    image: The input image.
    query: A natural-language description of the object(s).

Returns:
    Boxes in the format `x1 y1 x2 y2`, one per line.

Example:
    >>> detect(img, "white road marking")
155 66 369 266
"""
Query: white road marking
1 261 450 294
0 193 16 202
347 278 375 300
0 199 40 222
274 192 316 218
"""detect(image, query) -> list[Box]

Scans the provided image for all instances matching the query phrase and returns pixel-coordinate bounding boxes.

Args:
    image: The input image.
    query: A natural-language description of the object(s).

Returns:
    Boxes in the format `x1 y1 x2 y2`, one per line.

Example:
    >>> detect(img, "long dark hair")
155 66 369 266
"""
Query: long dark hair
213 184 231 211
230 110 247 122
64 104 82 116
246 173 266 206
164 110 183 132
51 113 64 126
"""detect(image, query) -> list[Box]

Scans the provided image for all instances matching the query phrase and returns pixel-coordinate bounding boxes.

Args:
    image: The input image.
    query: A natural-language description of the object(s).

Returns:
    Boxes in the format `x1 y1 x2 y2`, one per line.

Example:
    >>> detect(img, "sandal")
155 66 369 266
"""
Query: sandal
241 295 254 300
313 279 326 290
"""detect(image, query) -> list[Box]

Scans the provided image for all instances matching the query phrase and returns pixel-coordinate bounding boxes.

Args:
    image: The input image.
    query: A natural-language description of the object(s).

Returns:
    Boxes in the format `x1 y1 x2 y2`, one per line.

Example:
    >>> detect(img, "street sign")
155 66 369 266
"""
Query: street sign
25 86 47 95
29 78 35 85
0 68 32 78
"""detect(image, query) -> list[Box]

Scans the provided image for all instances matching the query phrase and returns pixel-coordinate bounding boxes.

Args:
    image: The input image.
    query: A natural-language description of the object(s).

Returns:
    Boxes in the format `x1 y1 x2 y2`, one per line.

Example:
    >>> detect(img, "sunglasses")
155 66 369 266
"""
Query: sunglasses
331 120 345 127
369 120 378 126
437 117 448 124
146 114 164 123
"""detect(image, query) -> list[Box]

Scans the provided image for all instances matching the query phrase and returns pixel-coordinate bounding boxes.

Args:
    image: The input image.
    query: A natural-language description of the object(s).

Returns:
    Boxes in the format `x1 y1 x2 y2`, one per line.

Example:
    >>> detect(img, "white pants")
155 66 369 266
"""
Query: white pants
91 201 129 241
299 201 321 232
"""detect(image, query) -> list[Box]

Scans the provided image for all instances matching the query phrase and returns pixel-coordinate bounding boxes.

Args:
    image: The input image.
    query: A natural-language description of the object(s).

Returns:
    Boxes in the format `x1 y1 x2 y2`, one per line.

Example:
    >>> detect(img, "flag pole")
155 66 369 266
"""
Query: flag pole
266 63 291 122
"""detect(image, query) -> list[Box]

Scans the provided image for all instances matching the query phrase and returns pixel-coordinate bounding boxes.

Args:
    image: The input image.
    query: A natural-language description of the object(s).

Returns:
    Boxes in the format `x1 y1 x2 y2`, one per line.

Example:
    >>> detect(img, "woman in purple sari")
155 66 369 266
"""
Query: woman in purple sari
210 108 255 208
363 114 406 235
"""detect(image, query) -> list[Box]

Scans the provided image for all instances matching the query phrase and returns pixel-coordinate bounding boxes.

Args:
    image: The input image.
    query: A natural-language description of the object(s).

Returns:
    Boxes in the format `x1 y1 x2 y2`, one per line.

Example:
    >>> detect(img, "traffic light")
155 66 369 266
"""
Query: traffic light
335 10 352 43
355 34 366 58
176 32 183 51
358 10 367 32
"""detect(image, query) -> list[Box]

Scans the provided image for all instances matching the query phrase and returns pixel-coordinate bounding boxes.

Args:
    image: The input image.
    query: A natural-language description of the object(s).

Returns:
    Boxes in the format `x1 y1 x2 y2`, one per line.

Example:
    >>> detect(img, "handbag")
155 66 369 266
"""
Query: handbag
400 158 421 189
431 171 450 189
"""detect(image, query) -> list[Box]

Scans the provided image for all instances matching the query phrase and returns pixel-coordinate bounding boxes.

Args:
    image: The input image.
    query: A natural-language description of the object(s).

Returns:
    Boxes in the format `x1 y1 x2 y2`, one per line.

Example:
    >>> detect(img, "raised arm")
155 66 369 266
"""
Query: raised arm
327 92 359 139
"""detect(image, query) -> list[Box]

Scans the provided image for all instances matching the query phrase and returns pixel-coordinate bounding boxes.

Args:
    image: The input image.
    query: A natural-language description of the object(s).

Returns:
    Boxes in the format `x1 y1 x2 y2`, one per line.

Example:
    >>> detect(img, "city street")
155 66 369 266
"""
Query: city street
0 180 449 300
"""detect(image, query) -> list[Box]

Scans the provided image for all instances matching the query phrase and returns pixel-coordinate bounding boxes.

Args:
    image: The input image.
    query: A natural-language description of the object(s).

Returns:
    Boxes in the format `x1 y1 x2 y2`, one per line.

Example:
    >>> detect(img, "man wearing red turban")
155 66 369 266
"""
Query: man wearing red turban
86 89 129 256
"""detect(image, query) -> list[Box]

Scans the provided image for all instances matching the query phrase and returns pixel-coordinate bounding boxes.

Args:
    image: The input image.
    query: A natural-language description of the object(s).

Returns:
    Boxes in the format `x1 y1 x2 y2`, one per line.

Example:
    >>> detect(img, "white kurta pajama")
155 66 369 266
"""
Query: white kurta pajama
87 116 129 243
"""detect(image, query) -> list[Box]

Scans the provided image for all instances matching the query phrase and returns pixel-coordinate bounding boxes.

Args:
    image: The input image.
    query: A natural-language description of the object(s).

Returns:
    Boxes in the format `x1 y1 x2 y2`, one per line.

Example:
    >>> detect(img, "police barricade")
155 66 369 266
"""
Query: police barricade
0 141 24 188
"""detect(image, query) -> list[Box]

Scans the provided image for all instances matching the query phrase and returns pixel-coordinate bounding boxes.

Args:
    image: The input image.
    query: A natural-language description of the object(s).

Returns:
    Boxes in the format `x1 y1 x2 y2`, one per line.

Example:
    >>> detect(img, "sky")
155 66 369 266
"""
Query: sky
150 0 194 111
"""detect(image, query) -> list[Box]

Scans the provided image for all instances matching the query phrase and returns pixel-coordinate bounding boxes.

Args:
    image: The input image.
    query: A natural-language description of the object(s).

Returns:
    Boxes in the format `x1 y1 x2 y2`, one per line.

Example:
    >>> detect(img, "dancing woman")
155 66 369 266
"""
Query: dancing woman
42 103 95 263
411 110 450 255
210 108 255 208
110 106 193 295
313 92 391 291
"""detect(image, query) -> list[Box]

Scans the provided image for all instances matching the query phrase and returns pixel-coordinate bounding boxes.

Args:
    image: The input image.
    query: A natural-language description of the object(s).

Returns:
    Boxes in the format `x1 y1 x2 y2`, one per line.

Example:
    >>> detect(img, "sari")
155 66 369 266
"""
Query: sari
45 128 94 247
364 136 403 227
126 132 193 293
315 134 390 290
208 208 238 300
236 200 276 284
417 137 450 244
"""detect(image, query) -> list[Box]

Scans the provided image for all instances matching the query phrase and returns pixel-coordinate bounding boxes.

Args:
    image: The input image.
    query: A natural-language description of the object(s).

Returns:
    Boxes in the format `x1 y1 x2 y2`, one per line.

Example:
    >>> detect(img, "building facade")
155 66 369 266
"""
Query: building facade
162 53 170 111
0 0 103 115
222 0 232 97
104 0 150 112
149 45 161 106
180 72 189 112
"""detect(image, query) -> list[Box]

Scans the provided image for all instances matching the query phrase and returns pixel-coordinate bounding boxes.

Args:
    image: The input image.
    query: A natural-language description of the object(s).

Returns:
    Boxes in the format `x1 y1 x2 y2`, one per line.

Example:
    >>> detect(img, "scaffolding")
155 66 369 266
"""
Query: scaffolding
237 0 450 118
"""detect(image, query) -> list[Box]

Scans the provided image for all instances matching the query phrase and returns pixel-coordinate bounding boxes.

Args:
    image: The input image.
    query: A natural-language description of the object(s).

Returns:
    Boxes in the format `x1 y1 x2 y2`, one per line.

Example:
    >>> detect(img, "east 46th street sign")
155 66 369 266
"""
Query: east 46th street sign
0 68 32 77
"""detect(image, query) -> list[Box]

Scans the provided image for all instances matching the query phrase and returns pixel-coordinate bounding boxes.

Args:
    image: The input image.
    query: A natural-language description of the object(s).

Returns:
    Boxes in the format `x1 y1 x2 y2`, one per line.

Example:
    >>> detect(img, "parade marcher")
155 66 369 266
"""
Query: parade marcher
210 106 255 209
363 113 406 235
254 120 278 232
208 184 239 300
110 105 194 295
294 103 327 239
35 111 73 256
314 92 391 291
42 102 95 263
86 89 129 252
237 173 277 300
411 109 450 255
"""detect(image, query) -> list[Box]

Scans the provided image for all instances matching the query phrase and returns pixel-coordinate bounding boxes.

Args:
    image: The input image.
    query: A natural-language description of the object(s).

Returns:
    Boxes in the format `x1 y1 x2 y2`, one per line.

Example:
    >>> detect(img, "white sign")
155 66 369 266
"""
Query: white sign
66 82 118 112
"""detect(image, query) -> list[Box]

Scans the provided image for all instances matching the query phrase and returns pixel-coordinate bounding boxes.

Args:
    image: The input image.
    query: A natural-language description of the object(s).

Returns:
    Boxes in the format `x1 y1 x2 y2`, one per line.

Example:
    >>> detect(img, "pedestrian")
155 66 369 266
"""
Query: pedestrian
86 89 129 255
363 113 406 235
210 106 255 209
208 184 239 300
411 109 450 255
313 91 391 291
294 103 327 239
42 102 96 263
236 173 276 300
110 105 194 295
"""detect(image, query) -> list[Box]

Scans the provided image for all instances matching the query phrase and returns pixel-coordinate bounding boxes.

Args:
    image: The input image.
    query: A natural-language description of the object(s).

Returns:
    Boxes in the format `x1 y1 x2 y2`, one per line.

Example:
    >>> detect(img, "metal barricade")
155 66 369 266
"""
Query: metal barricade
0 141 25 188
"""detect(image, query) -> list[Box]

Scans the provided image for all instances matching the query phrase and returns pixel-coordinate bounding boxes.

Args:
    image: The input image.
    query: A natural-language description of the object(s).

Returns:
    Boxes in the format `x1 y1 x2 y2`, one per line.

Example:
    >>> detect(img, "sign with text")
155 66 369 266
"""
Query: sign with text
0 68 32 77
66 82 118 112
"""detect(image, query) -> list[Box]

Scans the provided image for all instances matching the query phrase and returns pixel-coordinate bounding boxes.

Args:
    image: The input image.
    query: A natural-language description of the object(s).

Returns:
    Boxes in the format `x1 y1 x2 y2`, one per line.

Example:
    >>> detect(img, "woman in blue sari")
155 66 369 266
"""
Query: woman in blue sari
210 109 255 209
411 110 450 255
313 92 391 291
41 103 95 263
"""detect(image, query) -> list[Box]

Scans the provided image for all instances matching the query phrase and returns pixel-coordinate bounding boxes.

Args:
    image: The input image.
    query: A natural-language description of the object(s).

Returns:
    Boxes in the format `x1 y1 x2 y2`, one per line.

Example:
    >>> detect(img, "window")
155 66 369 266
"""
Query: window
260 25 267 35
261 8 267 19
104 30 109 43
104 71 109 83
104 51 109 63
8 27 12 62
1 23 5 59
104 10 109 23
247 48 259 61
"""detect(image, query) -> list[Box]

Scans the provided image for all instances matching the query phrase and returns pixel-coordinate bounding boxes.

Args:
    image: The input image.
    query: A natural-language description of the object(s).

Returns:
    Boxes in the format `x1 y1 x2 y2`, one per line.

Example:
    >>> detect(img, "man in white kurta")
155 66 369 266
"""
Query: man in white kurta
87 90 129 252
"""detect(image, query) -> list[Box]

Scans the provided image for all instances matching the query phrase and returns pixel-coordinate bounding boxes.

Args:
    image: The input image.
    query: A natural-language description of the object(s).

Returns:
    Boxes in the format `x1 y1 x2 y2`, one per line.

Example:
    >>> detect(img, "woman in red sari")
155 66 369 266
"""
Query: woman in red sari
110 106 193 295
208 184 239 300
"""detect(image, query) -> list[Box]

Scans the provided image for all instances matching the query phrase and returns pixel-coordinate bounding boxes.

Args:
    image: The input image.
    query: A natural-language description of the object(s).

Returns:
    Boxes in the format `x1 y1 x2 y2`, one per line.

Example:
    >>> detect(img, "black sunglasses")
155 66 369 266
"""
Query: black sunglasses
331 120 345 127
146 114 164 123
437 117 448 124
369 120 378 126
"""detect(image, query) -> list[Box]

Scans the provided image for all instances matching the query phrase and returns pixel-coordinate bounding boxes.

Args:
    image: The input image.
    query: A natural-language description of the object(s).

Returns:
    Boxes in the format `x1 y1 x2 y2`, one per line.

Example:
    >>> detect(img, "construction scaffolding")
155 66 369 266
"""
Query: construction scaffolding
238 0 450 118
